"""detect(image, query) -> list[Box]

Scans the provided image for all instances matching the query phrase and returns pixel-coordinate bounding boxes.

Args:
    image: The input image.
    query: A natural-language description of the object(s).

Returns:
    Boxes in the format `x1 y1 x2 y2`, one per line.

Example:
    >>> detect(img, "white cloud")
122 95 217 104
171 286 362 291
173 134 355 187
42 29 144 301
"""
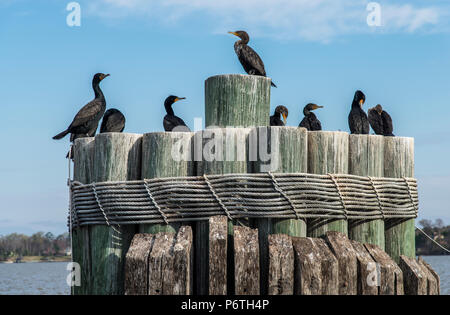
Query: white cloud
86 0 449 41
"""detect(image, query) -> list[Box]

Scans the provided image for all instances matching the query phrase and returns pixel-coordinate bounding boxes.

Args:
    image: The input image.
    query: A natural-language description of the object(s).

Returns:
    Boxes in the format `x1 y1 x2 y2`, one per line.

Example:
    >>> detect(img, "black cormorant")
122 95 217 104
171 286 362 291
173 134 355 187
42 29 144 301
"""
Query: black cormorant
299 103 323 131
229 31 277 88
100 108 126 133
368 105 384 135
53 73 110 140
270 105 288 126
66 124 97 159
163 96 190 132
348 90 369 134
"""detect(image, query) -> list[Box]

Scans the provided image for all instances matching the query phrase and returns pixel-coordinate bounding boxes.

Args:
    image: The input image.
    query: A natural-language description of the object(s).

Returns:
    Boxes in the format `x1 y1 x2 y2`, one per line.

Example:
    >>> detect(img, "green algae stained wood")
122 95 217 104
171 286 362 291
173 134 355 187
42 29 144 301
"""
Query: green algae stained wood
139 132 195 234
384 137 415 264
348 134 385 249
250 126 308 294
307 131 349 238
90 133 142 295
72 137 95 295
205 74 271 128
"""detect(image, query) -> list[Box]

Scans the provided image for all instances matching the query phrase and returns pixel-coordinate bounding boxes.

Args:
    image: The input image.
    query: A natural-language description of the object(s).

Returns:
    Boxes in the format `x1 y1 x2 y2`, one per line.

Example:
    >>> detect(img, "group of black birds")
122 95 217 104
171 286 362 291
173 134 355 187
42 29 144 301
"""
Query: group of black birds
53 30 395 155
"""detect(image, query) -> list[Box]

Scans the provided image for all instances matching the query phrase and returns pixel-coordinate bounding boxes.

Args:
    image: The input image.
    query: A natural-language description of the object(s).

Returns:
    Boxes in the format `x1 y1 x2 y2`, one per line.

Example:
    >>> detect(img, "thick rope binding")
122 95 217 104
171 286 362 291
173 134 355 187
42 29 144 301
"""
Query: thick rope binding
368 176 385 220
328 173 348 220
203 174 233 221
268 171 301 220
144 179 169 225
92 183 110 226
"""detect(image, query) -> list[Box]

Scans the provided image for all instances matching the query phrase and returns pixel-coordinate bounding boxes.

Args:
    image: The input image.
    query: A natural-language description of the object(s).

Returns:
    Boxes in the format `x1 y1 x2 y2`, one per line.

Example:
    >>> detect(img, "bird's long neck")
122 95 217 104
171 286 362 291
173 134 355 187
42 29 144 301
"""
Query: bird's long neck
165 102 174 116
93 81 104 99
352 100 361 109
303 108 311 116
236 38 249 46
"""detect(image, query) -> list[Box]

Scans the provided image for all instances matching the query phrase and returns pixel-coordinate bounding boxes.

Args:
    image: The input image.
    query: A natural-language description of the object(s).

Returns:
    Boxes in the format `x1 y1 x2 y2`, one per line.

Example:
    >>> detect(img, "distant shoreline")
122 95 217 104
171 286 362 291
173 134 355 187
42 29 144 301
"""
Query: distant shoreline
0 256 71 264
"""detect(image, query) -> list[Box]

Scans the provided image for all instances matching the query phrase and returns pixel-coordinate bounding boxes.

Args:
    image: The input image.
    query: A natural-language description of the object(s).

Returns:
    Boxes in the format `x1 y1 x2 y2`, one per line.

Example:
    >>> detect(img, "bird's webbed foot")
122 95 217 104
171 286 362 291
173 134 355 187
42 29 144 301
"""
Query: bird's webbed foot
248 69 257 75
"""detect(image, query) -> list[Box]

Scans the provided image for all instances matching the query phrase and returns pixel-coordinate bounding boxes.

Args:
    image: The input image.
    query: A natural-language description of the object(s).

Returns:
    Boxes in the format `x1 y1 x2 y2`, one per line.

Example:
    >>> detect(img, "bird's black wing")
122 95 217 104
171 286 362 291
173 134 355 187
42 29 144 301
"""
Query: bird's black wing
348 109 359 134
164 115 190 132
270 115 284 126
299 117 311 130
368 109 383 135
381 111 394 136
309 113 322 131
69 98 105 132
101 112 125 133
237 45 267 76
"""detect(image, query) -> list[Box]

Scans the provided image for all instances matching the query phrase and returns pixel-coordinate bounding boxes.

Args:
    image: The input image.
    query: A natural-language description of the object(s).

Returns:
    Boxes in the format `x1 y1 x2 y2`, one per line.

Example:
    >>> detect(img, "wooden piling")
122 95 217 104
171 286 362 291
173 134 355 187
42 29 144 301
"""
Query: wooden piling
307 131 349 237
384 137 415 263
418 257 440 295
140 132 194 234
325 231 357 295
72 137 95 295
250 126 308 294
91 133 142 295
124 234 154 295
364 243 404 295
348 135 385 249
234 226 260 295
205 74 271 128
350 240 378 295
268 234 294 295
399 255 426 295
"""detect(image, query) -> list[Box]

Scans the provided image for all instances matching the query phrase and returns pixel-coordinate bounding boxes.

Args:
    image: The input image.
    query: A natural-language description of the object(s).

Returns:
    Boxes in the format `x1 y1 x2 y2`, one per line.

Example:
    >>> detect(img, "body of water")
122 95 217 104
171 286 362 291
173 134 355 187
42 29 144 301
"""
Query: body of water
0 256 448 295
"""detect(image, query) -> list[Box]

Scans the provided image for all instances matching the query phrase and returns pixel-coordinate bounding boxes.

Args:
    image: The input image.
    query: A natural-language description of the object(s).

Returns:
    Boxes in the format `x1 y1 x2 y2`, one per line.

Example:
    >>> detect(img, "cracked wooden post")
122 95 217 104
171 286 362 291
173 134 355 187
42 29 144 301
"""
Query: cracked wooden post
124 234 155 295
384 137 415 263
140 132 194 234
365 243 404 295
72 137 95 295
199 74 271 295
250 126 308 294
268 234 294 295
350 240 378 295
307 131 349 238
348 135 385 249
399 255 426 295
234 225 260 295
91 133 142 295
325 231 357 295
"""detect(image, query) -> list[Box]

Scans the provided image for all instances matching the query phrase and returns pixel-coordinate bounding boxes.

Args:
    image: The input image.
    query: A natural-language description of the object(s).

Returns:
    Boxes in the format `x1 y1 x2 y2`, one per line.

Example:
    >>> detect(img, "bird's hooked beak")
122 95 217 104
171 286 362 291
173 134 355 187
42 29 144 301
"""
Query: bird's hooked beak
100 74 110 81
359 99 365 107
174 97 186 103
312 105 324 110
282 112 287 124
228 31 239 37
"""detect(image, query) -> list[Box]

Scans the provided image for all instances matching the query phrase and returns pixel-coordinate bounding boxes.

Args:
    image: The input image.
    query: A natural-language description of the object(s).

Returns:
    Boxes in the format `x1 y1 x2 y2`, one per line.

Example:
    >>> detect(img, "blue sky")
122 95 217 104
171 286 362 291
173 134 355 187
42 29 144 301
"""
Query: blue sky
0 0 449 235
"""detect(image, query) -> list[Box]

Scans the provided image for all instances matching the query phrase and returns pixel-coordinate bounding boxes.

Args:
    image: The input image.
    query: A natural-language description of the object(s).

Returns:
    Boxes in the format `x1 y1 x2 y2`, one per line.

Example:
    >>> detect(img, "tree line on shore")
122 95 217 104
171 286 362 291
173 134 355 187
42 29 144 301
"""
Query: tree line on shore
0 220 447 260
416 219 449 256
0 232 70 261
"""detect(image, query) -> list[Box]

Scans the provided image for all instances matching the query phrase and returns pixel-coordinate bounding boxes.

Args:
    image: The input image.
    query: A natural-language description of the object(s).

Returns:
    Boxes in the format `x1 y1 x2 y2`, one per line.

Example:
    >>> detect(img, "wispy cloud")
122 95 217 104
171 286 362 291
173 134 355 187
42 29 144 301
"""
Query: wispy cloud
86 0 449 41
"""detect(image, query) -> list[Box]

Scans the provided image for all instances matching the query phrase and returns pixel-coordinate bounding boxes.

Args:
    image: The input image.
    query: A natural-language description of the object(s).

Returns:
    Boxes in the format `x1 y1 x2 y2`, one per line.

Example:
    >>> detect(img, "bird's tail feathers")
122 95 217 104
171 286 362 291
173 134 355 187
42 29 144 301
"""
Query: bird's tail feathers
271 81 277 88
53 129 69 140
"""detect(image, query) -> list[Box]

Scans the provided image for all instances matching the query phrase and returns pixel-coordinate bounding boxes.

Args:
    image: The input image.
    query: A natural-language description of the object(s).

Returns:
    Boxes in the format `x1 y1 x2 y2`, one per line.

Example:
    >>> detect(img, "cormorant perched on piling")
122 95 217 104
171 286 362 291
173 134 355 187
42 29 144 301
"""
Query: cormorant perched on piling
163 96 190 132
228 30 277 88
299 103 323 131
53 73 110 140
66 125 97 159
270 105 288 126
348 90 369 134
100 108 126 133
368 104 394 136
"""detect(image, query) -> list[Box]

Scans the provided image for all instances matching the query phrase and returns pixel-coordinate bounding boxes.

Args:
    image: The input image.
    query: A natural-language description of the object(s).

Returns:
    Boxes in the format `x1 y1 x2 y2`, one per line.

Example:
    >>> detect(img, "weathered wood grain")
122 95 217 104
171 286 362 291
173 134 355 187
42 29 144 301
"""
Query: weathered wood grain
148 232 175 295
415 257 438 295
91 133 141 295
313 238 339 295
348 135 385 249
292 237 321 295
233 225 260 295
250 126 307 294
205 74 271 128
418 256 440 295
124 234 155 295
307 131 349 238
72 137 95 295
384 137 415 264
268 234 294 295
195 128 251 295
172 226 193 295
208 216 228 295
140 132 194 234
325 231 357 295
350 240 378 295
364 243 404 295
399 255 426 295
